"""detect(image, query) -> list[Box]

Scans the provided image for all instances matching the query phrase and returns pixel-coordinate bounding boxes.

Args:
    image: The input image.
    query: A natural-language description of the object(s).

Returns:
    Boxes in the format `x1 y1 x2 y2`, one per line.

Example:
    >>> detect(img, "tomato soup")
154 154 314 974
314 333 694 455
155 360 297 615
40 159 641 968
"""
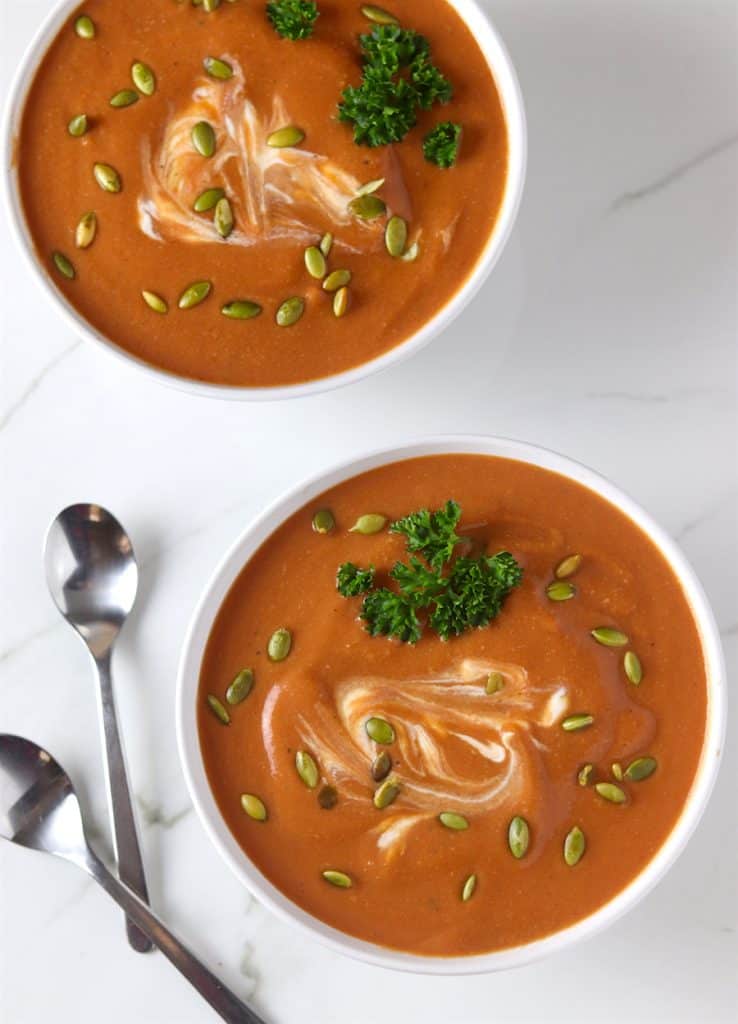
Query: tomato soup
198 454 708 956
16 1 508 387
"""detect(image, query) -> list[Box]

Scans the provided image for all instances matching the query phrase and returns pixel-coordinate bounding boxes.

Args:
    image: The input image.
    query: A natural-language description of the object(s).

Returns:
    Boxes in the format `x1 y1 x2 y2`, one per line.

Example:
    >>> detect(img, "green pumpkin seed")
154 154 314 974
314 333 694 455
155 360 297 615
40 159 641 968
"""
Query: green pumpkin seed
193 187 225 212
67 114 88 137
555 553 583 579
226 668 254 705
546 580 576 601
204 56 234 80
240 793 267 821
365 717 395 745
322 869 352 888
595 782 627 804
563 826 586 866
178 280 212 309
349 513 386 535
562 713 594 732
207 694 230 725
93 163 121 193
624 650 643 685
348 194 386 220
317 785 338 810
75 211 97 249
439 811 469 831
578 763 594 786
203 0 221 12
400 240 419 262
624 756 657 782
371 751 392 782
110 89 139 108
333 286 349 318
192 120 216 157
131 62 156 96
508 816 530 858
304 245 327 279
323 269 352 292
52 251 75 280
591 626 629 647
373 778 400 809
295 750 319 789
461 873 477 901
221 300 262 320
312 508 335 534
485 671 504 695
611 762 623 781
74 15 95 39
214 197 234 238
267 125 305 148
356 177 385 196
276 297 305 327
361 5 399 26
267 627 292 661
385 215 407 258
319 232 333 257
142 290 168 314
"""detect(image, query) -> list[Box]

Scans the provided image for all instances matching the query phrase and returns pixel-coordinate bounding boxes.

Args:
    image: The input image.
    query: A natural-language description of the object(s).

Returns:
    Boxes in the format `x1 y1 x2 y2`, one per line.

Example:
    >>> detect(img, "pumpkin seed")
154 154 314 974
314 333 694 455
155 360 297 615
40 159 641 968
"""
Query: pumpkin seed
371 751 391 782
317 785 338 809
203 0 221 11
333 286 349 318
356 177 385 196
267 125 305 148
214 197 234 238
508 816 530 858
312 508 335 534
323 269 352 292
595 782 627 804
221 300 262 320
591 626 629 647
546 580 576 601
93 163 121 193
385 215 408 258
295 750 319 789
142 290 168 314
204 56 234 80
461 873 477 902
578 763 594 786
226 668 254 705
178 280 211 309
192 120 216 157
611 762 623 781
562 713 594 732
361 5 399 26
373 778 400 809
485 671 504 695
624 756 657 782
193 187 225 212
75 211 97 249
304 245 327 279
267 627 292 661
322 869 352 888
400 240 419 262
365 717 395 745
74 15 95 39
131 62 156 96
319 232 333 257
563 826 586 866
276 297 305 327
349 513 386 535
110 89 139 108
67 114 88 137
624 650 643 685
439 812 469 831
52 251 75 280
348 194 386 220
555 553 583 579
206 694 230 725
240 794 267 821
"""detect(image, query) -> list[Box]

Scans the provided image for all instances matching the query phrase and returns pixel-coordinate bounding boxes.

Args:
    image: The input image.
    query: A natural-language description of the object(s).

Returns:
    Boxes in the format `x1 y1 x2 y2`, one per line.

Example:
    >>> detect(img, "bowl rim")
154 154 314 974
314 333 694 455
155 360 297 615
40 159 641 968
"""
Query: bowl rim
176 434 727 974
1 0 527 402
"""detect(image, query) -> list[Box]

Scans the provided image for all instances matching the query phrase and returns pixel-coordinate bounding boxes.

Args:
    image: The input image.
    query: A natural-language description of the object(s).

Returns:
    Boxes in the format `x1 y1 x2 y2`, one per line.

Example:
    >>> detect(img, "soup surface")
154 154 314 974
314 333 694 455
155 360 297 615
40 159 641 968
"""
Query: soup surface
17 1 507 387
198 454 708 956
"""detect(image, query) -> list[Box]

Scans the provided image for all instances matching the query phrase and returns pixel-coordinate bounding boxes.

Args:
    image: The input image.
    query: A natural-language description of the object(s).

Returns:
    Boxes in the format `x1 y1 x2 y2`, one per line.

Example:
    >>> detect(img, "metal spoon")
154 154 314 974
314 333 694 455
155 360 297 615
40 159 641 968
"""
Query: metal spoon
44 503 151 952
0 735 266 1024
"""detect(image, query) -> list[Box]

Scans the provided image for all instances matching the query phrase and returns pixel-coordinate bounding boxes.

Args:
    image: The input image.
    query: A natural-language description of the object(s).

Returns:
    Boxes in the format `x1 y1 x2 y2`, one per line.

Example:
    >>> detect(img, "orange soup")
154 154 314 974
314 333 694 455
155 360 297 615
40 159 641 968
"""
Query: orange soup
198 454 708 956
17 1 508 387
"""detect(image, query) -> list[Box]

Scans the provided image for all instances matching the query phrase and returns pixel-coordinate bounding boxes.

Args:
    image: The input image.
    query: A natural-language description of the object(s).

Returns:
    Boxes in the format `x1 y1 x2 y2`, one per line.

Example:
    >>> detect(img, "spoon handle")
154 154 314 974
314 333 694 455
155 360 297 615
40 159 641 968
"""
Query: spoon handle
83 849 266 1024
94 650 152 953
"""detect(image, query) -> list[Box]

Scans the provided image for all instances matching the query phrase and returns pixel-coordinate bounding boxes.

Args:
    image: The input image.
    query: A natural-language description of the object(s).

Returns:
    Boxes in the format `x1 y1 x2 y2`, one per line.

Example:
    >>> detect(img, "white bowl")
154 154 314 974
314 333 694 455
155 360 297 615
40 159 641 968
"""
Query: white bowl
2 0 527 402
176 435 726 974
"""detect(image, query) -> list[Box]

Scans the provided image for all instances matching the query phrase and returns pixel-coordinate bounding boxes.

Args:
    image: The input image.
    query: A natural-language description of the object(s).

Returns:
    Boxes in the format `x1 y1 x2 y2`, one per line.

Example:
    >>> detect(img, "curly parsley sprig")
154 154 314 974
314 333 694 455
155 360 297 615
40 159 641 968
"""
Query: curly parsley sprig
266 0 319 41
423 122 462 168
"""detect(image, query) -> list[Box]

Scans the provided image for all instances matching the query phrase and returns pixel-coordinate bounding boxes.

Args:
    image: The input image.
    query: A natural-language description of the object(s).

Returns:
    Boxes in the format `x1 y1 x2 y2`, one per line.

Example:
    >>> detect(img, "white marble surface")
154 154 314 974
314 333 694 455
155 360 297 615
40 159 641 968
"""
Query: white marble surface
1 1 737 1021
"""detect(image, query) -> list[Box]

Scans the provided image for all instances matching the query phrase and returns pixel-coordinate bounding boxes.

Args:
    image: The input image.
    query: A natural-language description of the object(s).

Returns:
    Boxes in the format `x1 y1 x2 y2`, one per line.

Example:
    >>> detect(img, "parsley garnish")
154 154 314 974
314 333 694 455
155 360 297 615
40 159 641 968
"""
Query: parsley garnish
266 0 319 41
338 26 452 148
336 501 522 643
423 122 462 168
